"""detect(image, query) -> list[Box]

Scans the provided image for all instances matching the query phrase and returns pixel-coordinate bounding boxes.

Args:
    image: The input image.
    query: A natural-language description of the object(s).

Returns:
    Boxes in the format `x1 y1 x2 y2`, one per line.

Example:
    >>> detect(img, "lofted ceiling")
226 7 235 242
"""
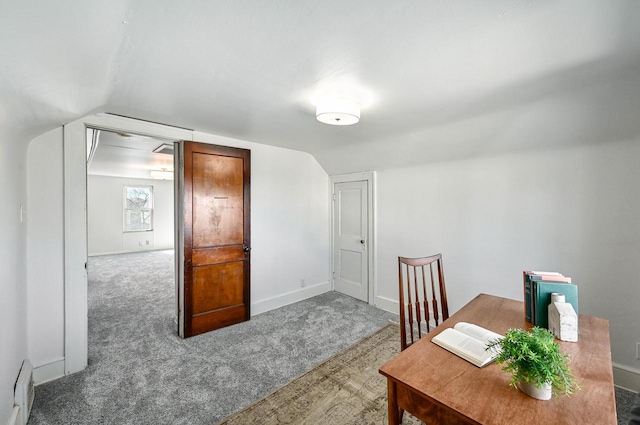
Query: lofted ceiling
2 1 640 174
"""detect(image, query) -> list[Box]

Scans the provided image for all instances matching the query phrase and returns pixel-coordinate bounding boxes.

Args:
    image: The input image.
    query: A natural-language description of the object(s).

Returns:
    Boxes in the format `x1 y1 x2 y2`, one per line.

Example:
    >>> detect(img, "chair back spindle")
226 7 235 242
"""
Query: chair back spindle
398 254 449 351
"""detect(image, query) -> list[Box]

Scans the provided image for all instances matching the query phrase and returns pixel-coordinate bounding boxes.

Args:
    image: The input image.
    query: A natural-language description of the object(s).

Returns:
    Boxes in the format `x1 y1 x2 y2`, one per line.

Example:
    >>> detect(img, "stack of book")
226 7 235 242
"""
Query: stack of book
522 270 578 329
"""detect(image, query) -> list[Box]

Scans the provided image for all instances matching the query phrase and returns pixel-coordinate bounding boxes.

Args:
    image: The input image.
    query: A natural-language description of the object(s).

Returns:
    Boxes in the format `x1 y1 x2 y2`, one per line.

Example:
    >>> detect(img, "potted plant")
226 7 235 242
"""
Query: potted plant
486 327 579 400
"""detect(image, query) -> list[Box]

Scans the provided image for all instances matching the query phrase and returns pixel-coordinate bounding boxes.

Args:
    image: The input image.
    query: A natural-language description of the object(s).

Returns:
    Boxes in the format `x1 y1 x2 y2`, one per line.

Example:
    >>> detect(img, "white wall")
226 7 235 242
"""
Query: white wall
0 132 29 425
26 116 639 394
87 175 174 256
27 129 65 376
192 131 331 307
25 119 330 381
374 139 640 380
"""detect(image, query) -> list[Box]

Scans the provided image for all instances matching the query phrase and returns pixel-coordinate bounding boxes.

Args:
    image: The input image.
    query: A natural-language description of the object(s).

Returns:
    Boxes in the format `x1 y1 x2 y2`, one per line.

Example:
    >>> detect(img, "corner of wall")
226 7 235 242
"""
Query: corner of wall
374 295 398 316
613 363 640 392
252 282 331 316
0 130 30 425
26 127 65 370
33 359 65 386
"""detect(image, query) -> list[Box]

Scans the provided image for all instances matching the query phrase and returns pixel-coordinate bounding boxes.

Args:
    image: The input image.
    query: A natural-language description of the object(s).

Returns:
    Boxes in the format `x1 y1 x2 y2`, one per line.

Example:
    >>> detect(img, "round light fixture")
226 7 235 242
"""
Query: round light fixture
316 97 360 125
150 168 174 180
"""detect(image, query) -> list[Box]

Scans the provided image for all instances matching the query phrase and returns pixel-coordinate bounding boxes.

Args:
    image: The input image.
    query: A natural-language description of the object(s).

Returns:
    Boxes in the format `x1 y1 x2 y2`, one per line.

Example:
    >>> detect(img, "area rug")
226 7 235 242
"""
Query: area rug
216 323 422 425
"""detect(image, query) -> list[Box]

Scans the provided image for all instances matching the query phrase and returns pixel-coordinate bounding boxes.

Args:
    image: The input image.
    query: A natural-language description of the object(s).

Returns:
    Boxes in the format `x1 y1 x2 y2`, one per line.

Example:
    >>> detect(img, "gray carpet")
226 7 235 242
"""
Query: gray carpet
618 387 640 425
29 250 396 424
29 249 637 424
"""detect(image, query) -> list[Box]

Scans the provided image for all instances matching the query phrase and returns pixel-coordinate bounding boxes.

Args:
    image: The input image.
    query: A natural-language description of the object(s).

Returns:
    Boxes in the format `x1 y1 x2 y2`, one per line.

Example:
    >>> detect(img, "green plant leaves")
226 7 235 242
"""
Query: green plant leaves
486 327 580 397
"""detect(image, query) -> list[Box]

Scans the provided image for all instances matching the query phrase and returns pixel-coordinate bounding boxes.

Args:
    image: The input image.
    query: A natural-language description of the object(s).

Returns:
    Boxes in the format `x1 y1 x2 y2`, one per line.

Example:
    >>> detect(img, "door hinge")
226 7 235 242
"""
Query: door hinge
332 271 337 279
332 193 336 201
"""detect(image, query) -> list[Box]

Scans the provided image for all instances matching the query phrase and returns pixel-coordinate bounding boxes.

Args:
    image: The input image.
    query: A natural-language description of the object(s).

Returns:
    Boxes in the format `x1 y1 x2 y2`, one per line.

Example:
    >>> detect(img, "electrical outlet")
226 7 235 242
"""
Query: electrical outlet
636 342 640 359
300 278 305 288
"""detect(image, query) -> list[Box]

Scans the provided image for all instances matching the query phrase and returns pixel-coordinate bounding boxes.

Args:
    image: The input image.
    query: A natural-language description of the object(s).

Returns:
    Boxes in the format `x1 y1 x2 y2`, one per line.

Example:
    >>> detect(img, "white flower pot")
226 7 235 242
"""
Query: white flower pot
517 380 552 400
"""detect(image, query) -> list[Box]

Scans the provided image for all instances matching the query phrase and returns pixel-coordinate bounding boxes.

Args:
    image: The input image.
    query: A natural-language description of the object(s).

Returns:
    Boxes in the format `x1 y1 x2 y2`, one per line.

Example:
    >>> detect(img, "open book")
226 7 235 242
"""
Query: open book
431 322 503 367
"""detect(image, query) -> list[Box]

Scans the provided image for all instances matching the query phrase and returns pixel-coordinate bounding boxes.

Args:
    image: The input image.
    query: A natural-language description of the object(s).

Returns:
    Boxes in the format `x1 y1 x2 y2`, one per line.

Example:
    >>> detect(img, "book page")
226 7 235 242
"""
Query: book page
431 328 494 367
453 322 502 346
456 333 490 358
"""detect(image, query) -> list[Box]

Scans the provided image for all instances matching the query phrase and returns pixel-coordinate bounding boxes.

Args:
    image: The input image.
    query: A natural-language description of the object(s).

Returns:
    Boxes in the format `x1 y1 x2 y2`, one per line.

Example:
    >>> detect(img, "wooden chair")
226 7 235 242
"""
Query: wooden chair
398 253 449 351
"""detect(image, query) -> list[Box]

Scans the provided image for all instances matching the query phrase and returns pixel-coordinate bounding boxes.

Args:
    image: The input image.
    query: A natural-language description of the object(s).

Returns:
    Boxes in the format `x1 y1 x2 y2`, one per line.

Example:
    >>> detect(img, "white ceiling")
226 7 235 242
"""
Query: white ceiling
2 1 640 174
88 130 175 179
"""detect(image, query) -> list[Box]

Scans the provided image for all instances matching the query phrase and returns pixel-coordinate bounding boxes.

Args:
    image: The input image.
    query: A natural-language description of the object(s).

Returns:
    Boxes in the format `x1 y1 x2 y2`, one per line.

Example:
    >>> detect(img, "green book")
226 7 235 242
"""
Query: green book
523 271 570 324
533 281 578 329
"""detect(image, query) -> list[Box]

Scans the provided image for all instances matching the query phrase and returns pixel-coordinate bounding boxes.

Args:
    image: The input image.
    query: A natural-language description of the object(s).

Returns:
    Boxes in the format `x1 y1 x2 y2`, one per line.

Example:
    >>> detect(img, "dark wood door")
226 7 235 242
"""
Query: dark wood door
183 141 250 338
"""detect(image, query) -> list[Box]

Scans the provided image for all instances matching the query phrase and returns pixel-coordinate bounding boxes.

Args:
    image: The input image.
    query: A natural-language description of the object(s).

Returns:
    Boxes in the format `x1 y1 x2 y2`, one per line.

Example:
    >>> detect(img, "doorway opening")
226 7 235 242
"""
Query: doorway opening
85 129 178 353
63 114 194 376
86 129 176 257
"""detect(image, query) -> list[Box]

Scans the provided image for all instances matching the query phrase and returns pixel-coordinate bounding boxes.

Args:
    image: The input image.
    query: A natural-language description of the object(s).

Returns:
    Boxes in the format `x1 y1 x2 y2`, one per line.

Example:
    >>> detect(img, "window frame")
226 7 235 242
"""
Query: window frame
123 185 154 232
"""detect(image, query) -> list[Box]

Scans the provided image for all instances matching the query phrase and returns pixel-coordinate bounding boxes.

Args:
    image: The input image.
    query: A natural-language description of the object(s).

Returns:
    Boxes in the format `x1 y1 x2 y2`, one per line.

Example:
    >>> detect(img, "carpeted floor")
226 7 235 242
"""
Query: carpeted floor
28 249 637 424
219 322 639 425
29 250 396 424
217 323 423 425
617 386 640 425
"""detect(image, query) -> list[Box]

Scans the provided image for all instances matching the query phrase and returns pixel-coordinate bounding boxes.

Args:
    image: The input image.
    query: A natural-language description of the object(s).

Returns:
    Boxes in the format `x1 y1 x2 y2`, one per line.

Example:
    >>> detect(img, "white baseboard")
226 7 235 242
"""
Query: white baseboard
88 251 122 257
33 359 65 385
7 406 19 425
374 295 399 315
374 295 445 331
613 362 640 392
251 281 331 316
88 247 173 257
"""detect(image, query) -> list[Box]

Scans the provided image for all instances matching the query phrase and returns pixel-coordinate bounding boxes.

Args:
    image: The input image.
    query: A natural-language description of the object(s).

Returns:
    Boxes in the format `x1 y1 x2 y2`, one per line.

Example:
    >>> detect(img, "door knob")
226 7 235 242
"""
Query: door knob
243 246 251 252
360 239 365 244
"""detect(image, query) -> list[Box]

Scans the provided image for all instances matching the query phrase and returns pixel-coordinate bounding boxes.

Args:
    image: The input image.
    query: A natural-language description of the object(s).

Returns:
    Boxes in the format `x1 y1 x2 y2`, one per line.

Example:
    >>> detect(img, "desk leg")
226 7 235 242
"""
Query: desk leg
388 379 401 425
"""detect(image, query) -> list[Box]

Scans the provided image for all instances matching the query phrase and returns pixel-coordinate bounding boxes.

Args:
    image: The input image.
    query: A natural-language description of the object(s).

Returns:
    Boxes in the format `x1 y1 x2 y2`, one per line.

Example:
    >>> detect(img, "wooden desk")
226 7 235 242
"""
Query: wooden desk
379 293 617 425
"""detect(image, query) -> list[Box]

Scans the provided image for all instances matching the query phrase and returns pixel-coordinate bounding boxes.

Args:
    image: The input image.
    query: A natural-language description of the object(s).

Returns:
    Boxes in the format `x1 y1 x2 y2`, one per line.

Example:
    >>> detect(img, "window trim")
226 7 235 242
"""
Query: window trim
123 185 154 232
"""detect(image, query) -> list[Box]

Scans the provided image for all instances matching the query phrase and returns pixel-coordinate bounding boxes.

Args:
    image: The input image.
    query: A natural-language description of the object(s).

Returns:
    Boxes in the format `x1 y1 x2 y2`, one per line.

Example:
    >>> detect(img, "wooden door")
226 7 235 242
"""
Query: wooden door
181 141 250 338
333 180 368 302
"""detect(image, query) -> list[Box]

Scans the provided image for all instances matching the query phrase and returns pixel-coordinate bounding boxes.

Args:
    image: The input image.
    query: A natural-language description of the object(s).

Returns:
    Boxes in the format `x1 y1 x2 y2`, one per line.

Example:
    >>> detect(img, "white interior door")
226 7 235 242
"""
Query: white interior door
333 180 368 302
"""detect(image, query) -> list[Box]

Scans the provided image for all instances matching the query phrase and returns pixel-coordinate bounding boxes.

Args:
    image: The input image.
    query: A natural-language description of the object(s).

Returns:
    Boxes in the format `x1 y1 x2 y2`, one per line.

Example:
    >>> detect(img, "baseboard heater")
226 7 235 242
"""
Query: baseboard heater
13 359 34 425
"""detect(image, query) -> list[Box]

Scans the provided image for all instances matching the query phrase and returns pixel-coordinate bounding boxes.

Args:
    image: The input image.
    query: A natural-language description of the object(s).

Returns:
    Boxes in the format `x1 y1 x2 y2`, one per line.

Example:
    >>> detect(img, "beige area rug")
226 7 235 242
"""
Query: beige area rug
217 323 422 425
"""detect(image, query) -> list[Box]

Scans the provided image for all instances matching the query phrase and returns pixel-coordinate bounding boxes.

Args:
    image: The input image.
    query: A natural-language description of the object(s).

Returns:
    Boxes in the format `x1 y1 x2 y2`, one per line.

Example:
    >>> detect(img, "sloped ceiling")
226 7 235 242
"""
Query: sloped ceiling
2 1 640 174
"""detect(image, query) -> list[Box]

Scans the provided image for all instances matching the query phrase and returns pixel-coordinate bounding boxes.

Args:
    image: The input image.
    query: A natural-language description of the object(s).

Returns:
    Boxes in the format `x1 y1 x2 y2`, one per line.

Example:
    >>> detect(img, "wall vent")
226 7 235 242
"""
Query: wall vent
14 359 34 425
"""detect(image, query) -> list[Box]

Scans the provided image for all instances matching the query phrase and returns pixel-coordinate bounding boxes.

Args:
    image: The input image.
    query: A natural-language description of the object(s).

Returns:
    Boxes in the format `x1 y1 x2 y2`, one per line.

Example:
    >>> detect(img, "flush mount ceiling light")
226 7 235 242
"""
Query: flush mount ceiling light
150 168 173 180
316 97 360 125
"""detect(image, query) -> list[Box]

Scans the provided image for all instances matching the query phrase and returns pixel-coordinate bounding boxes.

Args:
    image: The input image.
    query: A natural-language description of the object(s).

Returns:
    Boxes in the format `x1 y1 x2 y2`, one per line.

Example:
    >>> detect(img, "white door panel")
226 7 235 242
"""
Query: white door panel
333 181 368 302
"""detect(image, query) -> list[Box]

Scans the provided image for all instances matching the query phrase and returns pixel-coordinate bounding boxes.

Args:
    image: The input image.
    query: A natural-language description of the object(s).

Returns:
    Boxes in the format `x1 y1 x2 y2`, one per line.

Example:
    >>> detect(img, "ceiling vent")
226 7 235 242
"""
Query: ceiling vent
153 143 174 155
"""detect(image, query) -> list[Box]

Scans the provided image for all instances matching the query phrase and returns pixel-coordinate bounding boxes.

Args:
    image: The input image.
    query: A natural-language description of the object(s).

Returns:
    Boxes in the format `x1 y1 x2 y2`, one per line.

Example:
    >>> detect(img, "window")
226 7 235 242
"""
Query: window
124 186 153 232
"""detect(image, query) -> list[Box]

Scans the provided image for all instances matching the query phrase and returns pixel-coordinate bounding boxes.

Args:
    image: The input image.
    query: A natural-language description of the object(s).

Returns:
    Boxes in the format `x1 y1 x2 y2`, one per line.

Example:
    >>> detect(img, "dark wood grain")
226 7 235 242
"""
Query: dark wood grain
183 141 251 338
398 254 449 350
192 153 243 247
192 262 244 314
192 246 245 266
396 383 479 425
380 294 617 425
